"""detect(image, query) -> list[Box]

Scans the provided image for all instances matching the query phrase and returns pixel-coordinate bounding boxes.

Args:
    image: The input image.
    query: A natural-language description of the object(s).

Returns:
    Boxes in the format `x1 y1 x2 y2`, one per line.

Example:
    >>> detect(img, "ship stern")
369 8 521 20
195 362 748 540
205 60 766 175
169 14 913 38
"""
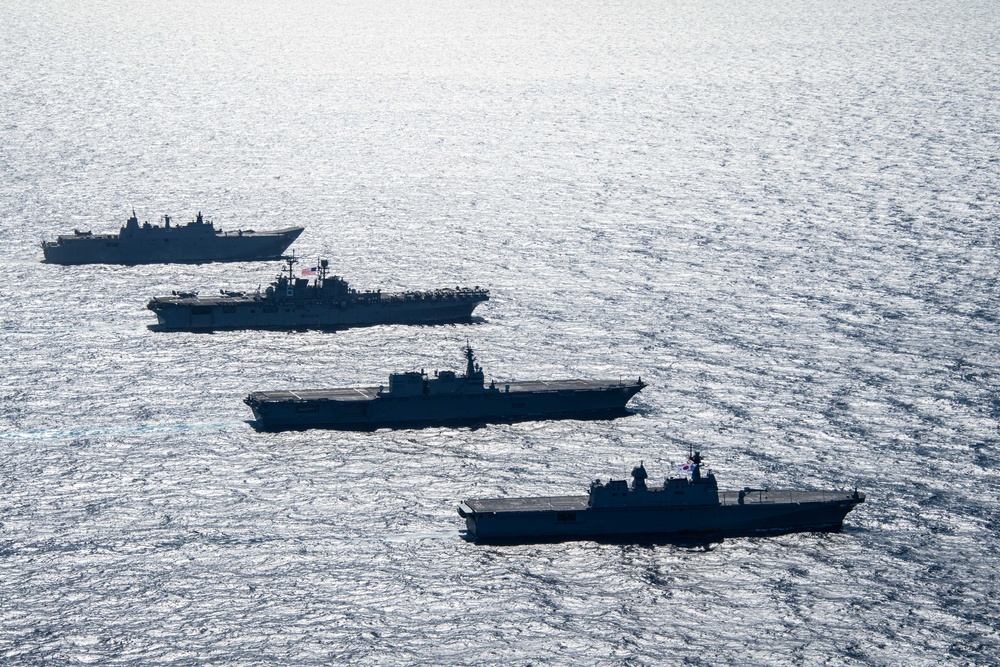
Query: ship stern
456 503 479 539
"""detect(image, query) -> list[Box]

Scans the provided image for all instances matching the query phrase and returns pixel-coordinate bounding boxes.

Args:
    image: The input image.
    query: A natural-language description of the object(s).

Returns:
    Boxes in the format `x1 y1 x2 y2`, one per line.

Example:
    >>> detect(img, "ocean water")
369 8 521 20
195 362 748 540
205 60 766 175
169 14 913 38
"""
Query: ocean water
2 0 999 664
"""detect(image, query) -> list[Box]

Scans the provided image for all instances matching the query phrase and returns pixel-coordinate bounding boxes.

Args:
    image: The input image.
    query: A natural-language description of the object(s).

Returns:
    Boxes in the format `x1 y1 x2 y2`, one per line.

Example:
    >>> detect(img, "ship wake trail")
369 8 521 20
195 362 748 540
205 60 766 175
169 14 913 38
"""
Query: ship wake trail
0 420 246 442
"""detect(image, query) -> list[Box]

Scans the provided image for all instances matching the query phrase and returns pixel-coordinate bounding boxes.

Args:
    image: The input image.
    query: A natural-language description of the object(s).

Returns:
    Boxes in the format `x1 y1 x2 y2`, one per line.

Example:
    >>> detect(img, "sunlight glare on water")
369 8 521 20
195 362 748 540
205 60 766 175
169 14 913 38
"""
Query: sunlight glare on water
1 0 999 664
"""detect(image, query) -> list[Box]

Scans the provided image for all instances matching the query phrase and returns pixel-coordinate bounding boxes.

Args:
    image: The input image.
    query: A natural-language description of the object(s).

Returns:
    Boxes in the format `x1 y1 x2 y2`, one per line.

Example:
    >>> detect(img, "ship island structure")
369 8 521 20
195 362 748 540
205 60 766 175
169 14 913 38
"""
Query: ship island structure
42 210 303 265
458 451 865 543
147 257 489 331
244 345 645 431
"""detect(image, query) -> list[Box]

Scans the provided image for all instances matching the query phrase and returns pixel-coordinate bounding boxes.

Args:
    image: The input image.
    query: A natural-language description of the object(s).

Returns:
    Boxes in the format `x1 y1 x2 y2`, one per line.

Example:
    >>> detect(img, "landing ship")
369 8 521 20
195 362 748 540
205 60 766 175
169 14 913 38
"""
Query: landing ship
42 211 302 265
244 345 645 430
458 452 864 543
148 257 488 331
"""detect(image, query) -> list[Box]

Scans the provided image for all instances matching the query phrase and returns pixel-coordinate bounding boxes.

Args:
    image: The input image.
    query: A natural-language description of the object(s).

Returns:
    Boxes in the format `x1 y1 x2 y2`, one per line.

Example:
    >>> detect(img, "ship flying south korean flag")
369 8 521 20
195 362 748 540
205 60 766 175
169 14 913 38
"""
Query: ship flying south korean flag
677 462 698 475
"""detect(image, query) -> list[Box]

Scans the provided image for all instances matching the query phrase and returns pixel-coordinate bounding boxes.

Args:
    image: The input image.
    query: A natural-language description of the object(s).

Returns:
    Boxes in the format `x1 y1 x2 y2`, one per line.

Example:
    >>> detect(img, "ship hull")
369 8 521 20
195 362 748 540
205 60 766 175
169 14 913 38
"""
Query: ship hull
459 494 863 543
245 382 644 431
41 227 302 265
149 296 485 331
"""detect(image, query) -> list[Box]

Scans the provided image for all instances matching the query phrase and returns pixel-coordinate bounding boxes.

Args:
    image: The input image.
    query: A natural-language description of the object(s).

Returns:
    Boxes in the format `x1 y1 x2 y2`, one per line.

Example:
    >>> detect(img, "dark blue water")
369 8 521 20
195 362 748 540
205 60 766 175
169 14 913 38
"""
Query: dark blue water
2 0 999 664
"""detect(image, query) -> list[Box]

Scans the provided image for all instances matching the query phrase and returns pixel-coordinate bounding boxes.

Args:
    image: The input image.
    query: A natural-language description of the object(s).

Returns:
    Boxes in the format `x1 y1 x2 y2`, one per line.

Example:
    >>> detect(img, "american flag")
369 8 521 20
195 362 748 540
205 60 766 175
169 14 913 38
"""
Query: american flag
301 267 317 276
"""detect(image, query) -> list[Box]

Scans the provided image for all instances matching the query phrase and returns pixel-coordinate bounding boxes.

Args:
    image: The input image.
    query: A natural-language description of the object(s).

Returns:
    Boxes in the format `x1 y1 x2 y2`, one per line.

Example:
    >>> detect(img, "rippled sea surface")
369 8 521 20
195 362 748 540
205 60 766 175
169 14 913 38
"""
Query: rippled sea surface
2 0 999 664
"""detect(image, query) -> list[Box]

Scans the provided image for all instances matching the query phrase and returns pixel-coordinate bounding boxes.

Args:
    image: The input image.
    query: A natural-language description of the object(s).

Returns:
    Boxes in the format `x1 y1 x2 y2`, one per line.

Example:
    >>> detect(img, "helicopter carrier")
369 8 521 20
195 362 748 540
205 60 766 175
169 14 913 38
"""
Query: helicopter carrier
458 452 865 543
147 257 488 331
42 211 303 265
244 345 645 430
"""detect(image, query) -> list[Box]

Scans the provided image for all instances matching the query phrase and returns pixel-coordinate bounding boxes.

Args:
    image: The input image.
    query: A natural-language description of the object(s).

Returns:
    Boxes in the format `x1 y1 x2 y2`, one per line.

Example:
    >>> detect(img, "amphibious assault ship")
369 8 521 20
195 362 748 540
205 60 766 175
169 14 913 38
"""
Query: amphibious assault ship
147 257 489 331
41 211 303 265
244 345 645 430
458 452 864 543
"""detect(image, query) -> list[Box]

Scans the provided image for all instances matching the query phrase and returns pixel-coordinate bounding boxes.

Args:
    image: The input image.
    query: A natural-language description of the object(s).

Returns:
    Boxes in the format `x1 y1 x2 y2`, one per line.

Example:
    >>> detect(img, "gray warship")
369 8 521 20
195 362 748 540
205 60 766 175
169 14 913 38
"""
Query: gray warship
147 257 489 331
244 345 645 430
458 452 865 543
41 211 303 265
